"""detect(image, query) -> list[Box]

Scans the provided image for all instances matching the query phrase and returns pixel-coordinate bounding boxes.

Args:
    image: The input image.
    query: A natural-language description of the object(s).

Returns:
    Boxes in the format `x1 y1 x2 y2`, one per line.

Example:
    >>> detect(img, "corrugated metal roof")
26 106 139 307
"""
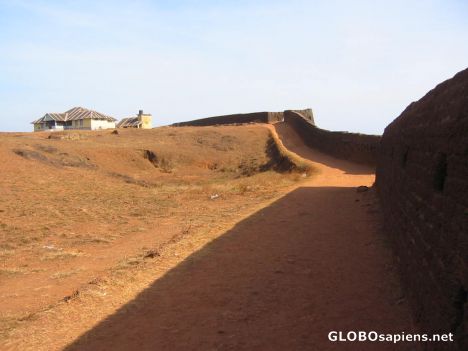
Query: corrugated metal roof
116 117 141 128
31 113 65 124
64 107 116 121
46 113 66 121
31 107 117 124
31 116 45 124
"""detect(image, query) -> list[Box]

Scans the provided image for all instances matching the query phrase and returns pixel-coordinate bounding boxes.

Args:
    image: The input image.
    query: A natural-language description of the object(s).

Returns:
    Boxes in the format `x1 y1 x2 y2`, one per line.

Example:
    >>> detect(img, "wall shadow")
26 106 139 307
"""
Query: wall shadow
274 123 375 175
65 187 413 351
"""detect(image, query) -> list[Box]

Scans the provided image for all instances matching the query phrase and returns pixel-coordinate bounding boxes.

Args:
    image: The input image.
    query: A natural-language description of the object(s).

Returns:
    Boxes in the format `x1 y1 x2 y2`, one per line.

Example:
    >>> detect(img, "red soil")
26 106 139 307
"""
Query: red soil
63 123 416 350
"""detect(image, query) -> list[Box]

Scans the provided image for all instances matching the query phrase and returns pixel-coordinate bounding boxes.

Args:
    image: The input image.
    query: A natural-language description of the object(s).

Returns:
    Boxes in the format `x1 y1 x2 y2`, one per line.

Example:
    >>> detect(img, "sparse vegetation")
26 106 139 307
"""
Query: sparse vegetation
50 268 82 280
266 127 312 173
0 124 311 342
0 267 28 276
40 250 84 261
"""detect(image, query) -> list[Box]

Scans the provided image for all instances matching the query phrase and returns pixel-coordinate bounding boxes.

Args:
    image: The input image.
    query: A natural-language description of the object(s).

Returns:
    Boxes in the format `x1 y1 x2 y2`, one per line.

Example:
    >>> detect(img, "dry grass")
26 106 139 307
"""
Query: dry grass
50 268 83 280
40 250 84 261
0 267 28 276
267 126 313 173
0 124 312 344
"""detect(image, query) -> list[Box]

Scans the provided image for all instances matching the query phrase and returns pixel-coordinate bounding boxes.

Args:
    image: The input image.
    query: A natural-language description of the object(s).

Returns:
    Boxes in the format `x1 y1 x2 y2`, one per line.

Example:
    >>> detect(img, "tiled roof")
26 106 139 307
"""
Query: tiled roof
116 117 141 128
32 107 117 124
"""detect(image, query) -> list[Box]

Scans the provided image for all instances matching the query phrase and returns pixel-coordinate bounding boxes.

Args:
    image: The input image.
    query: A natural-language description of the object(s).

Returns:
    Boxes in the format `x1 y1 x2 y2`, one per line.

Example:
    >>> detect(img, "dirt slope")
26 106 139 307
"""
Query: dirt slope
59 123 415 351
0 125 304 341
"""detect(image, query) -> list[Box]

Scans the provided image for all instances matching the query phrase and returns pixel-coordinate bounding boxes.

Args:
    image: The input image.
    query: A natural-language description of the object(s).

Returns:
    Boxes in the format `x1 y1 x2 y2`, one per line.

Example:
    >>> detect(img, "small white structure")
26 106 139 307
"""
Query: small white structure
32 107 117 132
117 110 152 129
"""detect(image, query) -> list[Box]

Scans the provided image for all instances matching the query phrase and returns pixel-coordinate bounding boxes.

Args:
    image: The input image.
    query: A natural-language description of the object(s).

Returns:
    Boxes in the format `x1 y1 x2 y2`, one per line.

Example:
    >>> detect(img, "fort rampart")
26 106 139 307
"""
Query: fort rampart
376 68 468 350
172 109 313 127
283 110 380 166
171 69 468 349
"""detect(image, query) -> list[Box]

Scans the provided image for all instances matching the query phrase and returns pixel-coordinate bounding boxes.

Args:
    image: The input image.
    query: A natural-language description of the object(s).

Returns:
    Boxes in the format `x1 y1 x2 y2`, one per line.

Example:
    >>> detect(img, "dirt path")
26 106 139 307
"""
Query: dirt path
62 122 415 350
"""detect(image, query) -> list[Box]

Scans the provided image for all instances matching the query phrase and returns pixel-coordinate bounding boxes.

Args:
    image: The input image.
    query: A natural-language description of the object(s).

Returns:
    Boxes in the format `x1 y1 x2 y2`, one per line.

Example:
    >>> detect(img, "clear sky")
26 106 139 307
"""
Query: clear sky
0 0 467 133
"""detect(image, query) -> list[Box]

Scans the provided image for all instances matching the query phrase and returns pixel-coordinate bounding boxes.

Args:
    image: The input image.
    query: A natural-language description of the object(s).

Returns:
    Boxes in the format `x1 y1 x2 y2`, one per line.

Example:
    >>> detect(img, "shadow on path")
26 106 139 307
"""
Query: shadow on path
65 187 414 351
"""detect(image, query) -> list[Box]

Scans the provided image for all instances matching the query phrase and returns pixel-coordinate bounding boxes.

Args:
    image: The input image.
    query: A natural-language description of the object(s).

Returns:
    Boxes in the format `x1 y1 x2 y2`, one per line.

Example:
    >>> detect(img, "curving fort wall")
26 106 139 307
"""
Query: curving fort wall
169 70 468 348
172 108 379 167
172 111 279 126
171 109 314 127
283 110 380 166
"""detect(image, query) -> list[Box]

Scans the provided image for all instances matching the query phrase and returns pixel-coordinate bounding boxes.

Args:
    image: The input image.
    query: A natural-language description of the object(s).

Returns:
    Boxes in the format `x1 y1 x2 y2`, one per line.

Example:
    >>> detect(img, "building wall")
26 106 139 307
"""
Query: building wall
82 118 91 129
33 123 64 131
376 68 468 350
139 115 152 129
34 119 115 131
72 120 82 129
90 119 116 130
70 119 88 129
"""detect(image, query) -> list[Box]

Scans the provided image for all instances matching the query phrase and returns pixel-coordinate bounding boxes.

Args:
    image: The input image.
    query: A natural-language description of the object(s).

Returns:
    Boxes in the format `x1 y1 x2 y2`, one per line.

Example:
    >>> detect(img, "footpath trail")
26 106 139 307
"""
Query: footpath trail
66 122 415 351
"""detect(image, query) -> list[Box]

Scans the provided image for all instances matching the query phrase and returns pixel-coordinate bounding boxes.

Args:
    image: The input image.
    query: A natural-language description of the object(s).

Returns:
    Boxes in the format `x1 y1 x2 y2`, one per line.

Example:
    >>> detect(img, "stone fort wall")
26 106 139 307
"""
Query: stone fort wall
171 109 314 127
283 110 380 166
376 68 468 350
170 70 468 348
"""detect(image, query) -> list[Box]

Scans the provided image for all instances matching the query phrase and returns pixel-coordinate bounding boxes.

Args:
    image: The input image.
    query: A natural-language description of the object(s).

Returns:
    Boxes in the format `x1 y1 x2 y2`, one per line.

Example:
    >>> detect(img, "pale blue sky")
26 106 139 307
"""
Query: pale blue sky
0 0 467 133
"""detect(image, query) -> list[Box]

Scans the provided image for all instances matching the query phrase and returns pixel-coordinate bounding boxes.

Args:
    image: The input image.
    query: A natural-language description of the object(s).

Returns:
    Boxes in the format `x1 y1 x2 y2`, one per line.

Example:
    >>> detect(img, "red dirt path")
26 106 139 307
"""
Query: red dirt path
65 122 415 350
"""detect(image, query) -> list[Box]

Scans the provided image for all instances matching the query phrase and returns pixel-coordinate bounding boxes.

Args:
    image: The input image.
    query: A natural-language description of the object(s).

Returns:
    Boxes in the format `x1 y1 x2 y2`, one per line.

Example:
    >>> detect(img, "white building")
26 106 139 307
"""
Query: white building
32 107 117 132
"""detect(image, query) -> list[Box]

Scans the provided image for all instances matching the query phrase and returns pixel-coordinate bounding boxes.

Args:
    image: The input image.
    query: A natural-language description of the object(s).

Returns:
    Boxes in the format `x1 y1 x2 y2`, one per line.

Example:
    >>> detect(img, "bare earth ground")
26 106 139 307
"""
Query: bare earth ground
1 123 416 350
0 125 304 346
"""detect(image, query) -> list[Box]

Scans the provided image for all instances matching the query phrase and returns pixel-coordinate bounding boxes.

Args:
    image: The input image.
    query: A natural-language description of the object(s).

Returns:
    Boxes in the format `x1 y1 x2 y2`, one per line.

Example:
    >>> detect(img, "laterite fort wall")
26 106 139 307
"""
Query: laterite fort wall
172 109 314 127
283 110 380 166
376 68 468 350
172 112 272 126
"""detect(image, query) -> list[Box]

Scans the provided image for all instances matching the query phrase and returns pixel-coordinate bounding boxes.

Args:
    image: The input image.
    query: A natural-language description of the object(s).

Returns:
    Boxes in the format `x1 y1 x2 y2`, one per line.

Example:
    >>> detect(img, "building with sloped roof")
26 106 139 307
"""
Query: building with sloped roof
117 110 152 129
32 107 117 132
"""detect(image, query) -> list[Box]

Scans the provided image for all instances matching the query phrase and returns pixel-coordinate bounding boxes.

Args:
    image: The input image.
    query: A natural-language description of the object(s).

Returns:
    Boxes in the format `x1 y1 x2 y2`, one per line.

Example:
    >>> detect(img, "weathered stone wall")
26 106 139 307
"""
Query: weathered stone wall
283 110 380 166
376 68 468 350
267 111 284 123
171 109 312 127
286 108 315 123
172 112 271 127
